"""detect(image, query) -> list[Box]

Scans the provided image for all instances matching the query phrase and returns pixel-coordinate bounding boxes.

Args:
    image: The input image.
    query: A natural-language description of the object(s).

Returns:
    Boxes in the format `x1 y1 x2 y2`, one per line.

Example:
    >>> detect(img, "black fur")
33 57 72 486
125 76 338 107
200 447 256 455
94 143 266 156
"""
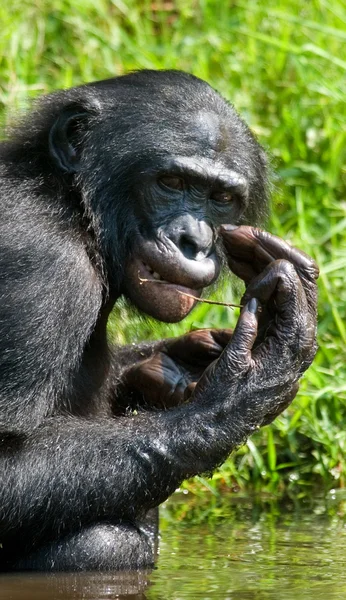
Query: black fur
0 71 315 571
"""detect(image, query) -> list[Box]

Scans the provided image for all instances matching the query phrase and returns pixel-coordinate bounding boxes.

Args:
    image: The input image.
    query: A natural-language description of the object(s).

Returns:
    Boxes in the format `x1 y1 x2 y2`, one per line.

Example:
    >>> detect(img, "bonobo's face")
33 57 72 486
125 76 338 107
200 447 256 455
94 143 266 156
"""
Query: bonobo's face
47 71 267 321
123 112 250 323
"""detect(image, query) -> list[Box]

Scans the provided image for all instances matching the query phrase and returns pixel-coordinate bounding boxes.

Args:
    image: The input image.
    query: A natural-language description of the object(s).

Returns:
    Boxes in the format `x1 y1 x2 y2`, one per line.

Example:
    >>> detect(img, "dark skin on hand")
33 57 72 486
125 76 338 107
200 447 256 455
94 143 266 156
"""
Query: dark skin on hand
121 225 319 421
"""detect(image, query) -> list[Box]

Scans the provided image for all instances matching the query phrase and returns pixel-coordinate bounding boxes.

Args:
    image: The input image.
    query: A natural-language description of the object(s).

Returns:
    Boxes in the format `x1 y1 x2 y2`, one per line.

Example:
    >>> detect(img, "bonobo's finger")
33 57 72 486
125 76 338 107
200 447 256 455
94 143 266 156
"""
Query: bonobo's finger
245 260 316 367
220 225 281 283
221 225 317 274
224 257 259 285
234 226 318 318
192 299 260 400
184 382 197 401
165 329 233 366
220 225 319 313
221 298 259 372
123 354 189 408
244 259 302 313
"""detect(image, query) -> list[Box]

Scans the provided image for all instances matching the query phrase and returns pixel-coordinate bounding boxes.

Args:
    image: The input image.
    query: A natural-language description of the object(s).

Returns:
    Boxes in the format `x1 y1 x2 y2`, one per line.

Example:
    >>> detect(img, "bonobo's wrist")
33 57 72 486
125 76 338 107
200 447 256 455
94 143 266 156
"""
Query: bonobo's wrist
159 400 261 475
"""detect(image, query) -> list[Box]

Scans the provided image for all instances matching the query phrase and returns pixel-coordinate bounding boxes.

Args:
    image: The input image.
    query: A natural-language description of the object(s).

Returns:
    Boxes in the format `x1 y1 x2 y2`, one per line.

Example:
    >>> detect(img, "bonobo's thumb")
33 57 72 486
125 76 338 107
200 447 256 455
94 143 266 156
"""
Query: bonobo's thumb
223 298 259 373
192 298 259 402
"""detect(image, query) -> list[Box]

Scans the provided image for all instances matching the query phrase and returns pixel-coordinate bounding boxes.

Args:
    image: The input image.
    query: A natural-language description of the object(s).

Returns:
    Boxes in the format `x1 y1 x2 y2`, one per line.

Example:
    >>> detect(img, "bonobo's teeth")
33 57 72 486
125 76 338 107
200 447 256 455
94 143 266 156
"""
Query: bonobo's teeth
143 262 163 280
144 263 153 274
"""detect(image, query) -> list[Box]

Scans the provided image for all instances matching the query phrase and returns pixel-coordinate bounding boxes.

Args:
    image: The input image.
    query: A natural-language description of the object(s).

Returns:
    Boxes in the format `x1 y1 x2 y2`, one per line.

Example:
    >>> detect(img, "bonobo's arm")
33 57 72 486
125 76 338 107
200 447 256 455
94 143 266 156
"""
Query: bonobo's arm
0 228 318 559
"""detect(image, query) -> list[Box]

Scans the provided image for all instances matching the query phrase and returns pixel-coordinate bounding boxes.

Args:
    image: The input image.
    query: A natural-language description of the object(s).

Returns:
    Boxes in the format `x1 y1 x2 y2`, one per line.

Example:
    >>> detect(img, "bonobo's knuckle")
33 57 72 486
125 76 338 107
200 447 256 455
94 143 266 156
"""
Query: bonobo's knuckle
227 308 258 356
274 258 297 279
252 229 319 275
225 332 254 372
252 228 272 245
166 328 233 364
210 328 234 345
274 260 302 295
290 251 319 282
299 339 319 374
303 261 319 281
226 347 250 369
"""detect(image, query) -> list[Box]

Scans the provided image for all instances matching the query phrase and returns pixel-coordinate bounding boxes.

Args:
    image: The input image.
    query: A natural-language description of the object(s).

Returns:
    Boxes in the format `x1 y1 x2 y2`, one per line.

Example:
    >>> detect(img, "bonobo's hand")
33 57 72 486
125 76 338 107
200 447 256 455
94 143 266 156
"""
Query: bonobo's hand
120 329 233 409
212 225 319 424
221 225 319 346
121 227 318 426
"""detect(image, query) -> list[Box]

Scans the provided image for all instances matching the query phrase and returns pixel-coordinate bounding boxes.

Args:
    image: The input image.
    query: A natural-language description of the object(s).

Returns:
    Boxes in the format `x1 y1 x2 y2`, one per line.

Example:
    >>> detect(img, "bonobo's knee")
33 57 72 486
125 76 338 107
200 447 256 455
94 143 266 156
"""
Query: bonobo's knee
12 524 155 572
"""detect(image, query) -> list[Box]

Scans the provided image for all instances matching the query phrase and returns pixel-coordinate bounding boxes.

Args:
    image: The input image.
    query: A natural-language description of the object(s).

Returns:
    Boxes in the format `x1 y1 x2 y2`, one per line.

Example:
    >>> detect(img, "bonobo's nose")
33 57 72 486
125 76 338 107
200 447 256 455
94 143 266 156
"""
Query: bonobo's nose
164 215 214 261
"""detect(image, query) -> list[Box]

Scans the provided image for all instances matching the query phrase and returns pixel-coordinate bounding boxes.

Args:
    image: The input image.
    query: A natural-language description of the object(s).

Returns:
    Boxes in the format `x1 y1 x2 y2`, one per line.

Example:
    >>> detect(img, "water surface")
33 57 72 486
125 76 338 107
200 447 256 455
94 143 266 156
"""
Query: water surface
1 495 346 599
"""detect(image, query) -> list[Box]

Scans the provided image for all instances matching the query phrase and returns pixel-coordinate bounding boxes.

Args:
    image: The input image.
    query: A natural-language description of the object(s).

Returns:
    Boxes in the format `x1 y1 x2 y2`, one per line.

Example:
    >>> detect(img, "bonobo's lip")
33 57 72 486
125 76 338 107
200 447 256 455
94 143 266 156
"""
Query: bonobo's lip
138 259 202 297
124 258 203 323
135 233 220 289
123 231 220 322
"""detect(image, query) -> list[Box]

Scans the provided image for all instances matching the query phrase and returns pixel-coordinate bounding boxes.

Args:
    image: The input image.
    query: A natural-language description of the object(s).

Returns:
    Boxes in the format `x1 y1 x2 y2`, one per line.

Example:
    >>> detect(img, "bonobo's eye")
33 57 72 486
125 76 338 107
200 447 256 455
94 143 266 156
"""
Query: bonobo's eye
210 190 233 204
158 175 185 191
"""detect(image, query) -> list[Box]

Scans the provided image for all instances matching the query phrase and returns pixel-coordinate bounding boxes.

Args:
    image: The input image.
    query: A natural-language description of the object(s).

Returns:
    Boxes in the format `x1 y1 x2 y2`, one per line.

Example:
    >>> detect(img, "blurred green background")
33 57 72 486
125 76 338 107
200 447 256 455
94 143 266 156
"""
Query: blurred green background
0 0 345 506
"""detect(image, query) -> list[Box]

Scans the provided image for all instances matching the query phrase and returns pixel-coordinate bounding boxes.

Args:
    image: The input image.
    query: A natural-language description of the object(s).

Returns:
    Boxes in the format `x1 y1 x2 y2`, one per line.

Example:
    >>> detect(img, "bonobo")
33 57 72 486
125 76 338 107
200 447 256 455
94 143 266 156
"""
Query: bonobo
0 70 318 571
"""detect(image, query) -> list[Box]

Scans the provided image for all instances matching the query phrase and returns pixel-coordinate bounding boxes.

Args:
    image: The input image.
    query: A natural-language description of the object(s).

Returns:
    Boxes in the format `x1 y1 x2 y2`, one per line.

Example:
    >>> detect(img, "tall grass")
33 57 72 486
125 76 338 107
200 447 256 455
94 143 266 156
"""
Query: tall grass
0 0 345 499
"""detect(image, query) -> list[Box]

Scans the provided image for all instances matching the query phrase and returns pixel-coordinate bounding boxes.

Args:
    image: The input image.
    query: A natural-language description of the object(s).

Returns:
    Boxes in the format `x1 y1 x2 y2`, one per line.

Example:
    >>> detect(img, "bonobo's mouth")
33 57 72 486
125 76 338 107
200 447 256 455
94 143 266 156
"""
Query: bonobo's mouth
124 257 203 323
122 232 220 323
141 261 168 283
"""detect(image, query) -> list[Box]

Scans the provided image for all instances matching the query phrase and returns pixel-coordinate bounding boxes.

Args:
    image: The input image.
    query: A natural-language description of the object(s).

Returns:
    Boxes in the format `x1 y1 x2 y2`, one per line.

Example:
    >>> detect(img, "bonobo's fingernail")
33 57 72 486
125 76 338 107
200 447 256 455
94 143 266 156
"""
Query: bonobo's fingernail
220 224 239 231
247 298 259 314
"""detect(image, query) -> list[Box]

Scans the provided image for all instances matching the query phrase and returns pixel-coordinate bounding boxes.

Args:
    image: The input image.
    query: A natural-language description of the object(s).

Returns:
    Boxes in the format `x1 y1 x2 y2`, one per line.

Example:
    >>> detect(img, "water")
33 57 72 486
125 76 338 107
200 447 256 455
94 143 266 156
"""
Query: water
1 496 346 599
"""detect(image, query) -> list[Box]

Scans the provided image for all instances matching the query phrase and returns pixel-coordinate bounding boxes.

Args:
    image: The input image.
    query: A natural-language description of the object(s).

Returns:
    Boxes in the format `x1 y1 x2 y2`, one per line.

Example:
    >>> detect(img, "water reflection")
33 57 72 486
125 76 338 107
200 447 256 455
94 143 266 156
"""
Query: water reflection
152 495 346 599
0 570 150 599
1 496 346 600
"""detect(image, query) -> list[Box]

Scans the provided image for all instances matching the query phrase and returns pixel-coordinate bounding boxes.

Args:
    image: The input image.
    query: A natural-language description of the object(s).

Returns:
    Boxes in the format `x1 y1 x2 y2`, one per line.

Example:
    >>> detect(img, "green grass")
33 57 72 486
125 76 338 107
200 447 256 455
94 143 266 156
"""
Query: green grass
1 0 345 502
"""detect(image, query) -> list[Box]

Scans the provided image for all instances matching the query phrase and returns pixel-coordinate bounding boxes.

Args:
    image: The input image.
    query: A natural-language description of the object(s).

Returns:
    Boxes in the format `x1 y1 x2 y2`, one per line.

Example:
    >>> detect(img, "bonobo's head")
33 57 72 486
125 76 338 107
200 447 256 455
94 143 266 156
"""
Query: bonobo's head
44 70 268 322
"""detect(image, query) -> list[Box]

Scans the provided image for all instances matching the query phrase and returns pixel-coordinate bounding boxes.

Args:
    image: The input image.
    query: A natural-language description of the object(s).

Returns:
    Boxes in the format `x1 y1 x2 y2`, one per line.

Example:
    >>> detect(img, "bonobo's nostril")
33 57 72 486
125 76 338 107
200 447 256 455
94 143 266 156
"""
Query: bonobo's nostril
164 215 214 260
177 225 214 260
179 234 199 260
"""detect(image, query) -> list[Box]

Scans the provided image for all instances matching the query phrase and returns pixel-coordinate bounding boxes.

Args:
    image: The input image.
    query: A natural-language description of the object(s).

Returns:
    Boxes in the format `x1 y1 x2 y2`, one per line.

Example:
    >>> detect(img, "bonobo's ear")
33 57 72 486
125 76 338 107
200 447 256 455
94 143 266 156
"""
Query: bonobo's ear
49 105 90 174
